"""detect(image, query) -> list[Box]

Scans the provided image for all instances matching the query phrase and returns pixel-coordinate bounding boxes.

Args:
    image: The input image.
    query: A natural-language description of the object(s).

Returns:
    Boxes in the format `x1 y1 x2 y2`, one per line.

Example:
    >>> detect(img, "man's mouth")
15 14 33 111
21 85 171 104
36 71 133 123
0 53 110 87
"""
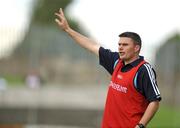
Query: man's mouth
119 52 125 56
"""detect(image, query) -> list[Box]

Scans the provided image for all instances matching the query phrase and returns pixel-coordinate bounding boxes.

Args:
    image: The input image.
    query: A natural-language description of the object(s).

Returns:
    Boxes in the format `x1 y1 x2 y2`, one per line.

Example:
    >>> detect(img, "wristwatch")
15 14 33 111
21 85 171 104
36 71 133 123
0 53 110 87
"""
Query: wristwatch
137 123 145 128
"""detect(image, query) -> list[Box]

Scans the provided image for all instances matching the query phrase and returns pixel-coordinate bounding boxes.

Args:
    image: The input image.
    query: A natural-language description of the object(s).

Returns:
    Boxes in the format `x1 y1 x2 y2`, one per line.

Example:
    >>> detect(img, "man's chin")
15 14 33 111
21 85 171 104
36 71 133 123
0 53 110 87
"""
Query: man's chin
119 55 125 60
119 53 125 60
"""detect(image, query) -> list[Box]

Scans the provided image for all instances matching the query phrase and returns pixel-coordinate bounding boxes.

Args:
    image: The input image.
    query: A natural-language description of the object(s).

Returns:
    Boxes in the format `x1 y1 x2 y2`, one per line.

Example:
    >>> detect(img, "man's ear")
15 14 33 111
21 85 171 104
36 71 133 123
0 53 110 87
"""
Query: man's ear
134 45 140 53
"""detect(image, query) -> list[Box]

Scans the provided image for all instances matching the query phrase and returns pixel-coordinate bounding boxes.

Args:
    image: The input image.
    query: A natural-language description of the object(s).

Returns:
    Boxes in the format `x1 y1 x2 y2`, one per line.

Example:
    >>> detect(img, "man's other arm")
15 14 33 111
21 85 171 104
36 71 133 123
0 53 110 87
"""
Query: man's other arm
55 8 100 56
135 101 159 128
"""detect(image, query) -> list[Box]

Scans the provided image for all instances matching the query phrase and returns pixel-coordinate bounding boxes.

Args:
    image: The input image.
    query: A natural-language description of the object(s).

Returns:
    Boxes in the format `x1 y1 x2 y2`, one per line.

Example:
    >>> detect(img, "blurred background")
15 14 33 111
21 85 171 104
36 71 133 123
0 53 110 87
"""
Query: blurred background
0 0 180 128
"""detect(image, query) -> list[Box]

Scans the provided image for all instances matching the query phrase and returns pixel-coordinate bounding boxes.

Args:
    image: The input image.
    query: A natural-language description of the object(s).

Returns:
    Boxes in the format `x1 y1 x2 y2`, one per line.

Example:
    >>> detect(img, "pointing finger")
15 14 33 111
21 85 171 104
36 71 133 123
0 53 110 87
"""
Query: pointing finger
59 8 65 16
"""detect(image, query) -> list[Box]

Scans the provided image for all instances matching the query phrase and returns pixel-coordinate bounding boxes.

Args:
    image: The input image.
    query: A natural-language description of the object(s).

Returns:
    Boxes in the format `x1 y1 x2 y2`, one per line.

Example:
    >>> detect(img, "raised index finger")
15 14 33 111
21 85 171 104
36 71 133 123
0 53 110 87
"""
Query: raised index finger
59 8 65 16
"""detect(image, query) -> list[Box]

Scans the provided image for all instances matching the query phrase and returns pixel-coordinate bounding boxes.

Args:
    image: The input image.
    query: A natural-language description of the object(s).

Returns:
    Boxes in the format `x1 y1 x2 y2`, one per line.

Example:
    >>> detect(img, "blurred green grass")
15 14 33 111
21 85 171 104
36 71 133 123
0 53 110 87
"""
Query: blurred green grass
3 75 24 86
148 105 180 128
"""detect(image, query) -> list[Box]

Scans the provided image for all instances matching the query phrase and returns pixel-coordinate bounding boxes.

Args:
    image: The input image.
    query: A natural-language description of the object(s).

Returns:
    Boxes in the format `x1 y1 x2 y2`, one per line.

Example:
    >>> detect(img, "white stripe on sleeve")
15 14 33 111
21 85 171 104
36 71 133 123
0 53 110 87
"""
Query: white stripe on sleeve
144 63 161 96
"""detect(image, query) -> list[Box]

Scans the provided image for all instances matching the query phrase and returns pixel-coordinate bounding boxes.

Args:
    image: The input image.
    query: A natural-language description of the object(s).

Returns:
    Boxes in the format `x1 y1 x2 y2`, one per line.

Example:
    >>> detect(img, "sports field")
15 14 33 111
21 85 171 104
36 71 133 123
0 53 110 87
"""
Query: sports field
148 105 180 128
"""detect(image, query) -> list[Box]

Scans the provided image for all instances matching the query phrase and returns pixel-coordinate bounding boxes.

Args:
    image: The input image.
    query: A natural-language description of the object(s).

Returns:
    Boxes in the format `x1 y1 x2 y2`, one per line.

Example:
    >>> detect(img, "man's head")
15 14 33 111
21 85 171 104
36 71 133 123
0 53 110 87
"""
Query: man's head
118 32 142 64
119 32 142 48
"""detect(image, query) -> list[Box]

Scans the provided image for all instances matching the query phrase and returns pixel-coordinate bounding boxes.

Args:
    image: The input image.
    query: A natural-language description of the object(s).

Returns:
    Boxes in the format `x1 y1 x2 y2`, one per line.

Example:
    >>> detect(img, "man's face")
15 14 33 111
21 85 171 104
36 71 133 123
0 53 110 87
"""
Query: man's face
118 37 140 63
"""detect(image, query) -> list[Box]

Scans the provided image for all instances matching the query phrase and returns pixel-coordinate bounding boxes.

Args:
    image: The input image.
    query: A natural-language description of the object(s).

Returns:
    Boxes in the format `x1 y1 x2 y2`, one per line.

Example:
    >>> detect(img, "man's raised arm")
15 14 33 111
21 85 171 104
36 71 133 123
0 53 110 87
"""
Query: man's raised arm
55 8 101 56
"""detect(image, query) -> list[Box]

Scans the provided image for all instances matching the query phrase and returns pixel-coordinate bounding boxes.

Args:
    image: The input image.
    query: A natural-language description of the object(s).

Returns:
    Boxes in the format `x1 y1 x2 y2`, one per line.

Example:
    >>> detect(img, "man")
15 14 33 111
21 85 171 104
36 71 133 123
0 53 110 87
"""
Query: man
55 8 161 128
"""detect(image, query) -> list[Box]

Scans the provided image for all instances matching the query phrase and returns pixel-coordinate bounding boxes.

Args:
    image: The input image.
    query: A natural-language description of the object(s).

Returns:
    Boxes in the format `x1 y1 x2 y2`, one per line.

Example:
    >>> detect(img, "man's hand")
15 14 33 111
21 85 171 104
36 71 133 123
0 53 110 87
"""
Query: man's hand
55 8 70 32
54 7 100 56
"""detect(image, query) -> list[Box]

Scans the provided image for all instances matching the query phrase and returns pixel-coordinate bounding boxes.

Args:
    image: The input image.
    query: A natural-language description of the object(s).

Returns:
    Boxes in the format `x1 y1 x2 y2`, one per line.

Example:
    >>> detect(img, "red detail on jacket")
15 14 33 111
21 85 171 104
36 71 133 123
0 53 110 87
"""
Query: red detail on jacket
102 59 149 128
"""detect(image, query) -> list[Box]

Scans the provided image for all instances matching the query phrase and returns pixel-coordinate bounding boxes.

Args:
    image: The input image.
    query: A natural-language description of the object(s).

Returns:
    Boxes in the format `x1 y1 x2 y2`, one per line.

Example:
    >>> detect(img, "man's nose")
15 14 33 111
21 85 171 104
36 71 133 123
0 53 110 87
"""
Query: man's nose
118 45 123 51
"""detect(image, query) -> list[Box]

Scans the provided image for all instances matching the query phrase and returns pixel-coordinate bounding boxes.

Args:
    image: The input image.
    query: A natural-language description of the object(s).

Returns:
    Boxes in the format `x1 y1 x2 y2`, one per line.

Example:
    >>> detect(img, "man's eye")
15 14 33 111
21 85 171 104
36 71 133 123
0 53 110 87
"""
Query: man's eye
123 44 128 46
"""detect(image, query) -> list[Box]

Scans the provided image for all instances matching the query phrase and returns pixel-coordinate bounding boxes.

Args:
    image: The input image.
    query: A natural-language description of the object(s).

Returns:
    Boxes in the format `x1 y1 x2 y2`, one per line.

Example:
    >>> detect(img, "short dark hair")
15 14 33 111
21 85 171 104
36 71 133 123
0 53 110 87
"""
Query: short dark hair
119 32 142 47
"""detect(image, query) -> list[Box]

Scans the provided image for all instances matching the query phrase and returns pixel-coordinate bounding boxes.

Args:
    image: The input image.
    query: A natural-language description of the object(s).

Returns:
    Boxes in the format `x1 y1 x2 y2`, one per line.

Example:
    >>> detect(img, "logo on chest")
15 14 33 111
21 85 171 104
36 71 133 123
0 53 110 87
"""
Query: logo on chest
117 74 123 80
110 81 128 93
